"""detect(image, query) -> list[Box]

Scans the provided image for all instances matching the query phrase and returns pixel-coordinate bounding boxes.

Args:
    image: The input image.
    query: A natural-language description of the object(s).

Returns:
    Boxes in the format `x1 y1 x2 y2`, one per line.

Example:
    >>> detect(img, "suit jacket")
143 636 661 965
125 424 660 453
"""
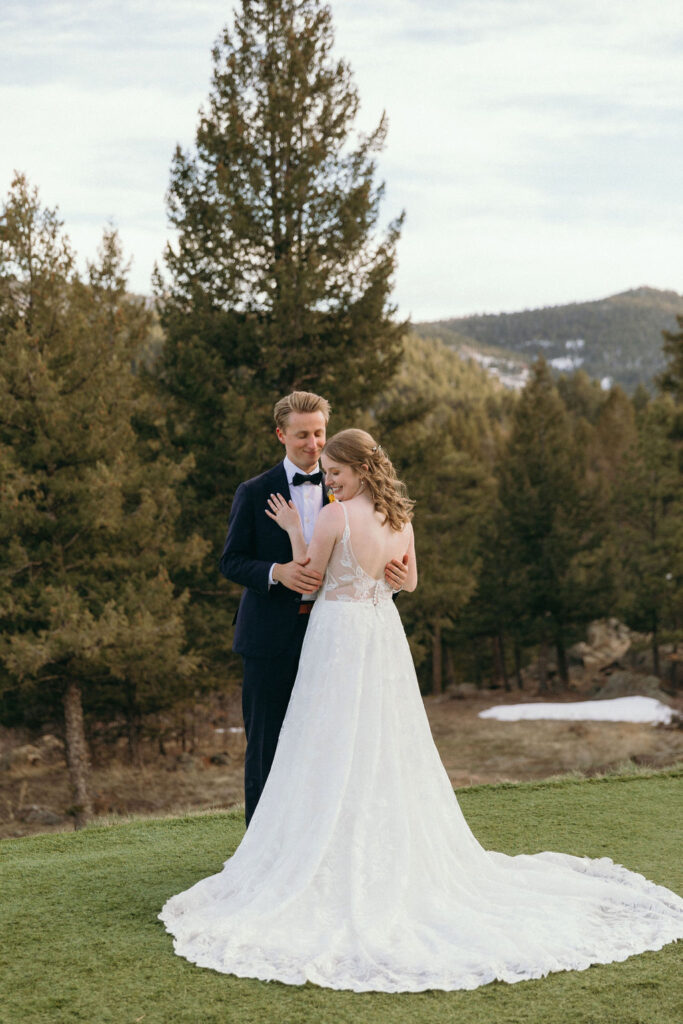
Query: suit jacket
219 461 329 658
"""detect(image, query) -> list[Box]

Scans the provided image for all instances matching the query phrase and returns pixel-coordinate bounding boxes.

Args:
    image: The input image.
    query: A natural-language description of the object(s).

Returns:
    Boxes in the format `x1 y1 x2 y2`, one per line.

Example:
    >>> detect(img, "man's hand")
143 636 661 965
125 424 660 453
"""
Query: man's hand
273 558 323 594
385 553 409 591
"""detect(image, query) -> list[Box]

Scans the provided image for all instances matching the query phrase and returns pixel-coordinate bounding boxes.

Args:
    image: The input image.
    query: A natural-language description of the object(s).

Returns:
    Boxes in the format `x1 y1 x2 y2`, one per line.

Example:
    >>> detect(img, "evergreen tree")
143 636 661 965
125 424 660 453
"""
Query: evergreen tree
556 369 607 426
656 315 683 447
495 360 611 686
657 315 683 404
615 398 683 677
151 0 405 676
0 176 205 825
153 0 403 506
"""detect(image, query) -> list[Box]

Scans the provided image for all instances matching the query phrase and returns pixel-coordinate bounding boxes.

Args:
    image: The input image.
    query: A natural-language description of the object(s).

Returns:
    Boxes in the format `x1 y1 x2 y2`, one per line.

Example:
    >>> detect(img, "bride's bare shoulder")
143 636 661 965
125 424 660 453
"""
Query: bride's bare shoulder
317 501 345 528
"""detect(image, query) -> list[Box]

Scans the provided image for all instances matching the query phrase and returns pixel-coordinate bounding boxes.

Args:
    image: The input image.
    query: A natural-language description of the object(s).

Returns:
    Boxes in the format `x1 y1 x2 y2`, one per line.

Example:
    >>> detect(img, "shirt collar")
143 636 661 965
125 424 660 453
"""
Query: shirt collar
282 455 321 483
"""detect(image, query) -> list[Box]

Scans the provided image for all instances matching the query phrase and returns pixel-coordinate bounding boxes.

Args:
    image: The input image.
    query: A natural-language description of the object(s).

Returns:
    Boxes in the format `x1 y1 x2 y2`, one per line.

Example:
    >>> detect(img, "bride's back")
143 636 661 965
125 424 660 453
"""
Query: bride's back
341 496 411 580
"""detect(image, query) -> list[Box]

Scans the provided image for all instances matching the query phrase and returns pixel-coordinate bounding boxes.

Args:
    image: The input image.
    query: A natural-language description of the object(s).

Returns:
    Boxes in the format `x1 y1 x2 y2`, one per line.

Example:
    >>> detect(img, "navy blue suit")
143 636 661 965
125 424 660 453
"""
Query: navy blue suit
219 461 328 824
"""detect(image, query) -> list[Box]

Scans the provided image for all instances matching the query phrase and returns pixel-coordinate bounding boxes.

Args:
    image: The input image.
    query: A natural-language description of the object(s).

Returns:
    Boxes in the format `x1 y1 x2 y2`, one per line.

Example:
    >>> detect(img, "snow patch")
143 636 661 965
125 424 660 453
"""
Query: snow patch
478 695 674 725
550 355 584 371
458 345 530 390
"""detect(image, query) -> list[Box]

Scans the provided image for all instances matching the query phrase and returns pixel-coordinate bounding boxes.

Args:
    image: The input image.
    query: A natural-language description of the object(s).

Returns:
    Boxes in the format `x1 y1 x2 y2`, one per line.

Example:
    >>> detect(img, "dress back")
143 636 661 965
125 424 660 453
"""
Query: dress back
321 501 397 605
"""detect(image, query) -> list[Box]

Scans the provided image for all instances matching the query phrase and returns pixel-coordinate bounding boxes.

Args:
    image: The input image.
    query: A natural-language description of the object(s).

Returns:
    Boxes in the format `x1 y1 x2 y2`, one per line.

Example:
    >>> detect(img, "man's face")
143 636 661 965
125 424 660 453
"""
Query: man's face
276 411 327 472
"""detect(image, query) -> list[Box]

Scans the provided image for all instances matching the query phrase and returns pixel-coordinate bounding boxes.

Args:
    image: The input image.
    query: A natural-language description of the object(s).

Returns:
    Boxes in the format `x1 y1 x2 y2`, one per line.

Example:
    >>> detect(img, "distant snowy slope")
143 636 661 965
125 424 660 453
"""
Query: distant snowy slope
416 287 683 393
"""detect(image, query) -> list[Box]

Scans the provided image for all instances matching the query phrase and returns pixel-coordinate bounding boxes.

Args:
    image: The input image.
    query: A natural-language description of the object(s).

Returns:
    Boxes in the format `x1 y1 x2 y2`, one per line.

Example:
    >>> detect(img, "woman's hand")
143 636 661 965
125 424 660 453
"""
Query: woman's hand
265 493 302 533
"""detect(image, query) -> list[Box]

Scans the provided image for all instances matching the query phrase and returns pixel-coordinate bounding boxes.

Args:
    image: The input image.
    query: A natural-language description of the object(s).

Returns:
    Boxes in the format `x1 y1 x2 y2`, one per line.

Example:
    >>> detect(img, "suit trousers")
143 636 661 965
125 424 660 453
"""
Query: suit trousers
241 612 310 826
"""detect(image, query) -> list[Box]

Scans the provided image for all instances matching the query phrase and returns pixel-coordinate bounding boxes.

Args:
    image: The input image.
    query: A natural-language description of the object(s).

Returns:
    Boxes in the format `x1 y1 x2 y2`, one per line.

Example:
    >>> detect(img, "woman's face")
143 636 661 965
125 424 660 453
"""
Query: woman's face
322 456 363 501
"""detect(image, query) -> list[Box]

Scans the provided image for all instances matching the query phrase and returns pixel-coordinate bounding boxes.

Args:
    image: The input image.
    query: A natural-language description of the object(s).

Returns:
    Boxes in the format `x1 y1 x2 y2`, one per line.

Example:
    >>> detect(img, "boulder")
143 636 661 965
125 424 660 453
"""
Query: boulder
210 752 231 765
38 733 64 752
7 744 43 767
16 805 63 825
568 618 641 670
37 734 66 764
592 671 673 705
446 683 480 699
172 752 197 772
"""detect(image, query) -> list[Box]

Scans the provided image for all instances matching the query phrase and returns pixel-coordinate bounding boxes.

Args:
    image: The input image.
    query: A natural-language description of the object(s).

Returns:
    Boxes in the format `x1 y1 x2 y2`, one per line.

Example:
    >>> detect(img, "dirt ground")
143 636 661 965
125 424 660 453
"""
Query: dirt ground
2 685 681 841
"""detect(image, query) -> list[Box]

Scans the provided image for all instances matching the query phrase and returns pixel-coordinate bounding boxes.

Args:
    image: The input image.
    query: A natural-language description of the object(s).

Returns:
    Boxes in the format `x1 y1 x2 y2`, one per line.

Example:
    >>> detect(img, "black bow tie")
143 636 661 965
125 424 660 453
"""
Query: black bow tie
291 471 323 486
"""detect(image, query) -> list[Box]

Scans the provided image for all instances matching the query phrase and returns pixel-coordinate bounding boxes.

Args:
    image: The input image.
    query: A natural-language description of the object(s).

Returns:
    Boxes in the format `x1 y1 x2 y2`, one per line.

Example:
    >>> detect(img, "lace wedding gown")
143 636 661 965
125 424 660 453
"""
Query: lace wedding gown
160 505 683 992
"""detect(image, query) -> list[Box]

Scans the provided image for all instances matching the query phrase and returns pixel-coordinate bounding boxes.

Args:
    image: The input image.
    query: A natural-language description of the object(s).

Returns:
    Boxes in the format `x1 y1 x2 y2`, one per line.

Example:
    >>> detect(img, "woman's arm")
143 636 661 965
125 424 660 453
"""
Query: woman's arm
265 495 343 577
265 493 307 560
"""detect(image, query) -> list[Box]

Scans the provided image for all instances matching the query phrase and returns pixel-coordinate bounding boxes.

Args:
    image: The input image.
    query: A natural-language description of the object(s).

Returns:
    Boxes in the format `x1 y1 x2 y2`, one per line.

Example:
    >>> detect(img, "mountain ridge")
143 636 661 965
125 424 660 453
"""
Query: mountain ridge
414 286 683 392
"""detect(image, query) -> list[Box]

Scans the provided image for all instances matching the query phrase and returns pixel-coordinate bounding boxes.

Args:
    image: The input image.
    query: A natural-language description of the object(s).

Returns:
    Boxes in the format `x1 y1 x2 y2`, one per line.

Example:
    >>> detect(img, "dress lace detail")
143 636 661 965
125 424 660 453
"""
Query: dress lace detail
320 501 394 605
159 513 683 992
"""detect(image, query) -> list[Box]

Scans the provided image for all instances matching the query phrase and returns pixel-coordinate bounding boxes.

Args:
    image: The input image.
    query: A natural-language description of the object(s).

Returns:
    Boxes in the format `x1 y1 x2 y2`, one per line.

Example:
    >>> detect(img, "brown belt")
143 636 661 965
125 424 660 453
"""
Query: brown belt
298 602 314 615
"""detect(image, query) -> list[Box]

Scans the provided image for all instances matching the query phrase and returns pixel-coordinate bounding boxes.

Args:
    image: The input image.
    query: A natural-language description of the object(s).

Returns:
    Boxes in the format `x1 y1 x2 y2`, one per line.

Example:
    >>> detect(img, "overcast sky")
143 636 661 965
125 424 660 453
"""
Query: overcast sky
2 0 681 320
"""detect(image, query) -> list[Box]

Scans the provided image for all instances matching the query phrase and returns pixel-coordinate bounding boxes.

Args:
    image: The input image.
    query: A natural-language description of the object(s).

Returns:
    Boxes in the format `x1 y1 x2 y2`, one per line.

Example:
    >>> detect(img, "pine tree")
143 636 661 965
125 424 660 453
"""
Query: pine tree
0 176 205 825
150 0 405 677
656 316 683 448
495 360 611 687
615 397 683 678
153 0 404 506
657 315 683 404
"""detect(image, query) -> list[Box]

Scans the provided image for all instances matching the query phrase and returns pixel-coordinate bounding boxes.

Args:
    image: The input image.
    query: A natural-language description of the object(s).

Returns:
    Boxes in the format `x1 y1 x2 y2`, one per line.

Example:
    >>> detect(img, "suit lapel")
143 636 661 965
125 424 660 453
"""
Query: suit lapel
261 463 294 561
273 461 291 502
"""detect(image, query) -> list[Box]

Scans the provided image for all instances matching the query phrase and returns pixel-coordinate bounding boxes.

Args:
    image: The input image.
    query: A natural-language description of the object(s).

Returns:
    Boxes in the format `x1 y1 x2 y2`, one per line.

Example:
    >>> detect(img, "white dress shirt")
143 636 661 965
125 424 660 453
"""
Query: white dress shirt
269 456 324 596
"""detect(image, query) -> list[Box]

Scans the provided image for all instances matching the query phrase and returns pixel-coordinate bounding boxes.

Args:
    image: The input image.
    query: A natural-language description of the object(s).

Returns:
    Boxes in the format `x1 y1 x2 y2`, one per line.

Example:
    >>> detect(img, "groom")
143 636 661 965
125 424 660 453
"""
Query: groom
220 390 408 825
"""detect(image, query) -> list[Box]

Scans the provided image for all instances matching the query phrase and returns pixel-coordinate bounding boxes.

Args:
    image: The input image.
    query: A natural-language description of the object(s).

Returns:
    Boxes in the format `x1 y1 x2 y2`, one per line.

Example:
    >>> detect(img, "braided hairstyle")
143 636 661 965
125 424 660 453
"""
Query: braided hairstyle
322 429 414 531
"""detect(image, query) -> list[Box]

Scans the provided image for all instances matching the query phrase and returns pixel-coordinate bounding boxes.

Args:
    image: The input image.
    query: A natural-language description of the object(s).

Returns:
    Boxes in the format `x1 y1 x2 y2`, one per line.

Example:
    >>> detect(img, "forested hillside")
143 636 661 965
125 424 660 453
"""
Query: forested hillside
417 287 683 392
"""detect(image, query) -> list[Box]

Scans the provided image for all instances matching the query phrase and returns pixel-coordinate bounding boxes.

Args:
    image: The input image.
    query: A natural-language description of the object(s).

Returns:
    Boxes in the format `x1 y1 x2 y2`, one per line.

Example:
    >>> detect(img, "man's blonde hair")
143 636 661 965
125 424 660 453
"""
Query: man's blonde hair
273 390 331 431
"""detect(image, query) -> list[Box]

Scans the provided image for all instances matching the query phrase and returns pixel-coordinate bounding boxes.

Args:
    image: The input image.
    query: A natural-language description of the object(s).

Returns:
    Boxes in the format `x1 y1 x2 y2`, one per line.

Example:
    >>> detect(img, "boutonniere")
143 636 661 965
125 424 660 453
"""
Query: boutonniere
327 490 336 502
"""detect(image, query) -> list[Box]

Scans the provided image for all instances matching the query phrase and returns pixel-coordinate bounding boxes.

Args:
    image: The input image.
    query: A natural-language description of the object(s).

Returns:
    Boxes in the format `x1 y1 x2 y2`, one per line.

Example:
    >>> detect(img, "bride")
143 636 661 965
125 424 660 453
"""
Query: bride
160 429 683 992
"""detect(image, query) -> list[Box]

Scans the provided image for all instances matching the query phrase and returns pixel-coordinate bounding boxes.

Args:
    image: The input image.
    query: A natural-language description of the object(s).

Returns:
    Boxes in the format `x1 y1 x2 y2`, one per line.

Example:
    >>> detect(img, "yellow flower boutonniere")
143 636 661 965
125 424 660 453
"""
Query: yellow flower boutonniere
327 490 336 502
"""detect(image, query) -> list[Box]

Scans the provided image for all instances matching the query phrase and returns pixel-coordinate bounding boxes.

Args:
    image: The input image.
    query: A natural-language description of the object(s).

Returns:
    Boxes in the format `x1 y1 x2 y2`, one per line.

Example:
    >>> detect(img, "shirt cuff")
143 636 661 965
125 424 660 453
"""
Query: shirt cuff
268 563 277 588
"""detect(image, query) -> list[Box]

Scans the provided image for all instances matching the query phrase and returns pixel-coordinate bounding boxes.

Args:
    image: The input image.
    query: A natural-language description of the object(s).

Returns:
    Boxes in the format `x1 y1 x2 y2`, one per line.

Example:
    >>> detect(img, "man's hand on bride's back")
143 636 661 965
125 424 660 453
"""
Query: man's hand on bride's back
385 553 410 592
273 558 323 594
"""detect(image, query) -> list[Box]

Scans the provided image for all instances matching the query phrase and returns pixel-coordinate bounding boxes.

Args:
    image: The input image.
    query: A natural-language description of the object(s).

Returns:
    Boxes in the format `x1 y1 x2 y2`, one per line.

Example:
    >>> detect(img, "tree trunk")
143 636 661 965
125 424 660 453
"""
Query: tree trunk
432 623 443 695
472 640 482 688
126 707 143 768
157 714 167 756
444 646 456 690
555 633 569 687
537 640 549 693
63 681 92 830
493 632 510 691
514 639 524 689
652 616 660 677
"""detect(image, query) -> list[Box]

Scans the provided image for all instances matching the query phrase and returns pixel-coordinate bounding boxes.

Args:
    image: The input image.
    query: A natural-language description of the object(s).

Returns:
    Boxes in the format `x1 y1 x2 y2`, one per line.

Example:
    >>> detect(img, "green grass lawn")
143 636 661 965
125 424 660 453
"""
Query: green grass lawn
2 770 682 1024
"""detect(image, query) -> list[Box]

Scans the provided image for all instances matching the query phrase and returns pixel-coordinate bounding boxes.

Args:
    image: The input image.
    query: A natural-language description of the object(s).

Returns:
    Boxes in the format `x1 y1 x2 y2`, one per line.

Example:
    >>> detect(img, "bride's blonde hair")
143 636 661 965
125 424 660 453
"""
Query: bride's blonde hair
323 429 414 531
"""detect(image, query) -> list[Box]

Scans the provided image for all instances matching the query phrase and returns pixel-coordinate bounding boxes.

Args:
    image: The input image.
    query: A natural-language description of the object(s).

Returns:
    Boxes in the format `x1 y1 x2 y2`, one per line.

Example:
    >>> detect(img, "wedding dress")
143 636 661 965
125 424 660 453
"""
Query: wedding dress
159 504 683 992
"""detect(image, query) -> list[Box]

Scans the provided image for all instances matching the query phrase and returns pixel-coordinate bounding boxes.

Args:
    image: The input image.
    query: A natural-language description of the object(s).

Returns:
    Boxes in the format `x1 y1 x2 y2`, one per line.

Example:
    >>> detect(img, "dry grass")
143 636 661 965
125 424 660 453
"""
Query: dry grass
2 688 682 840
425 691 683 787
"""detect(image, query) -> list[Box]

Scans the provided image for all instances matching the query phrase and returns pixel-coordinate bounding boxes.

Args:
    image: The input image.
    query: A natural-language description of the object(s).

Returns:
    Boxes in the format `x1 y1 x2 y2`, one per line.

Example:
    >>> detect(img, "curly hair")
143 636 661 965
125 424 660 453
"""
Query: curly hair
322 429 414 531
